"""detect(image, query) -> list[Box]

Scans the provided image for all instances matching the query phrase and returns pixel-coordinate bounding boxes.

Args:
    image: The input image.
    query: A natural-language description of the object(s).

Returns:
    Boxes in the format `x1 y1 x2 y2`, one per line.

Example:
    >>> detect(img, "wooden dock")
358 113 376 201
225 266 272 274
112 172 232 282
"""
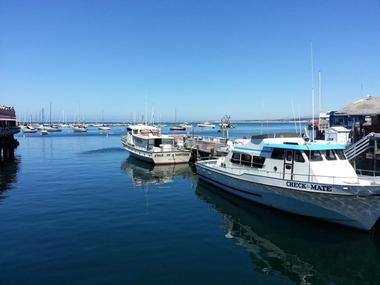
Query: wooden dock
183 136 229 162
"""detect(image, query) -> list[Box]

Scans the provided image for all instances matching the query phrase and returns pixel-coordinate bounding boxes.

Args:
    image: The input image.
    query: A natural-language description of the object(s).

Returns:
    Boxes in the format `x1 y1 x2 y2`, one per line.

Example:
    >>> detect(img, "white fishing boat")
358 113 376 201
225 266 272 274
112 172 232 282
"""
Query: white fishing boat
196 134 380 231
197 122 216 128
121 124 191 165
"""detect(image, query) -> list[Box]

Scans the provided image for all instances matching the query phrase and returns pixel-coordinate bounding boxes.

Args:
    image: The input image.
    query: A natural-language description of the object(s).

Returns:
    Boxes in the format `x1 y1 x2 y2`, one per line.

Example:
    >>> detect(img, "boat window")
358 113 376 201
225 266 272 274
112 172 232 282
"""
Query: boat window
324 149 337 161
133 130 138 134
335 150 346 160
285 150 293 162
294 150 305 163
154 139 162 147
241 153 252 166
271 148 284 160
231 152 240 163
308 150 323 161
252 156 265 168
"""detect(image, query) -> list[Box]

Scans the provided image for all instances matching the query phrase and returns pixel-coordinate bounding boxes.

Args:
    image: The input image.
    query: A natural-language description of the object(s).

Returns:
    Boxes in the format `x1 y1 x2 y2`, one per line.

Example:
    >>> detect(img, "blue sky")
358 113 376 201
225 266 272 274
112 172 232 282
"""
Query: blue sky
1 0 379 122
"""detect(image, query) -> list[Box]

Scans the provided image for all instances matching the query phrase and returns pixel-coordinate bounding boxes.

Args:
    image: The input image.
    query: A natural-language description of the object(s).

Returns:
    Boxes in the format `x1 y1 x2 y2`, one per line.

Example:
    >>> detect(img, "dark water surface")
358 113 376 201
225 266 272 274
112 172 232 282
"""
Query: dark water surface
1 124 380 285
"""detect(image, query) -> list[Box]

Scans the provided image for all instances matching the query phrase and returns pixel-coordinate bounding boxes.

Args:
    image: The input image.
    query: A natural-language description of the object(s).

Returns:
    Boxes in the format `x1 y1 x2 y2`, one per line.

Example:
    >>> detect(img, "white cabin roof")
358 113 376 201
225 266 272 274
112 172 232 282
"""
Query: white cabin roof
326 126 350 133
233 136 345 154
127 124 159 131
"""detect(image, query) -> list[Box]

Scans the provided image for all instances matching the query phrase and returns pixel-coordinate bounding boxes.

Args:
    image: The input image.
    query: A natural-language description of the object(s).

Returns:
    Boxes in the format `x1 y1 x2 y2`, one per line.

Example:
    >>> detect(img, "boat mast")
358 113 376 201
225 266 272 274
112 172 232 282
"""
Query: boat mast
49 102 51 127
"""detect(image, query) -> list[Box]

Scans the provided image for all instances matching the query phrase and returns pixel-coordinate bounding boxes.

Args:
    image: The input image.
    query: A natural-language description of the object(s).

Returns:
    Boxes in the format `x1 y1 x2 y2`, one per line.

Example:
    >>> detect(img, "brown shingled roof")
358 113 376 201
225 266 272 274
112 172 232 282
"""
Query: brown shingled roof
338 96 380 115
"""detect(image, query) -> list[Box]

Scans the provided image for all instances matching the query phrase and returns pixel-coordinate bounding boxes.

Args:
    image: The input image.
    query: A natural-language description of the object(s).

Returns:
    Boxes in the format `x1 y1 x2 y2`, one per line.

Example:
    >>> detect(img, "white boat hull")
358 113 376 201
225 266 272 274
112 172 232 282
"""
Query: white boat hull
123 143 191 165
196 162 380 231
73 128 87 133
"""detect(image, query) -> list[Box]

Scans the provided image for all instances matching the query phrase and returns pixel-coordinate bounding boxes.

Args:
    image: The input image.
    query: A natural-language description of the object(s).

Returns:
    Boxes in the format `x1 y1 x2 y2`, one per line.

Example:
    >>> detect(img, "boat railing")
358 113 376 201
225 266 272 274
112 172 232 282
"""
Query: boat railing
204 161 373 185
185 136 227 150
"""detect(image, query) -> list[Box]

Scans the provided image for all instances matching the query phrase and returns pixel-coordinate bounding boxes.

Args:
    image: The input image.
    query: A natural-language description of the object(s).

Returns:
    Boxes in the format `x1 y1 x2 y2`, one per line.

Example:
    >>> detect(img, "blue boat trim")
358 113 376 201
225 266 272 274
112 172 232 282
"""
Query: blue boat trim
261 143 346 151
234 146 271 153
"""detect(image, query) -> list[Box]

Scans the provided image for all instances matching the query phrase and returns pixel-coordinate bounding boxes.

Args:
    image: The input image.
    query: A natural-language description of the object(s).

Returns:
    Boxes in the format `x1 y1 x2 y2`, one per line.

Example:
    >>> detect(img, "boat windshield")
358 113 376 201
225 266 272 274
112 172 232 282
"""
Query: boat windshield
335 149 346 160
322 149 337 161
308 150 323 161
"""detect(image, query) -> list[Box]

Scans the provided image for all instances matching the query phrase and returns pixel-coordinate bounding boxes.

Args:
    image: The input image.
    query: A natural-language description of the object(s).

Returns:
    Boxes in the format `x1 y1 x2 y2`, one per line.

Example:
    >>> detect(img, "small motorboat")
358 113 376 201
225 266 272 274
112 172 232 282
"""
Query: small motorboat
170 126 186 131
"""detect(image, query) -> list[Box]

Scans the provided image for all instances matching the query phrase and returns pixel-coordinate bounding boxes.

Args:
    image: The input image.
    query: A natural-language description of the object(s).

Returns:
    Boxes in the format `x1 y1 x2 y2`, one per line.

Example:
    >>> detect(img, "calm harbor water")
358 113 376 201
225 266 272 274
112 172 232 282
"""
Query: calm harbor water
1 123 380 285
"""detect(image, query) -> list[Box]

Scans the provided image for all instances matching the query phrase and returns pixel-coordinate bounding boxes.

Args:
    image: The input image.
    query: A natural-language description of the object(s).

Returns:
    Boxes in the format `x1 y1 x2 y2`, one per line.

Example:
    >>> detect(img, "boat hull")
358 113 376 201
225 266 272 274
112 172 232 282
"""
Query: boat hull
196 162 380 231
123 143 191 165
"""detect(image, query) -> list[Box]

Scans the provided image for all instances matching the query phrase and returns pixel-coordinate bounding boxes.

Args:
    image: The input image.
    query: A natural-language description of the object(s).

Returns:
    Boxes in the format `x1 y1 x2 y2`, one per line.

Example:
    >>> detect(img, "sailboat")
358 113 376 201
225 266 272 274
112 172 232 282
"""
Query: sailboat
71 110 88 133
45 103 62 132
169 109 186 131
97 110 111 132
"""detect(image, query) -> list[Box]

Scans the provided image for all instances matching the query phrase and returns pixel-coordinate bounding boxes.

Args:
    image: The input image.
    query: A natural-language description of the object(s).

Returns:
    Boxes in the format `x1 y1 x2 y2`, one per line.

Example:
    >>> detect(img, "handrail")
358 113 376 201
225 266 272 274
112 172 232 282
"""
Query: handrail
200 160 378 185
344 132 374 160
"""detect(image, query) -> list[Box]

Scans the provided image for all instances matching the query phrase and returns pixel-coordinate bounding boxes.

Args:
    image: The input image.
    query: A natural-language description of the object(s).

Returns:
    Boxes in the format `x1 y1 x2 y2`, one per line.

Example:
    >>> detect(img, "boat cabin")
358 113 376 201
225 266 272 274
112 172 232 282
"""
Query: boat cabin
227 137 356 183
125 124 176 151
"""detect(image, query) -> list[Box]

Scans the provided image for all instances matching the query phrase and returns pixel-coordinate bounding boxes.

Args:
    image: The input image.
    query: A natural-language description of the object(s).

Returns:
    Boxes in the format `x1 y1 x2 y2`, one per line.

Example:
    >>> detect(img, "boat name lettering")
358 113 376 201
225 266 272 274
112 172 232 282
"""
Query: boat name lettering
286 181 306 189
286 181 333 192
310 184 332 192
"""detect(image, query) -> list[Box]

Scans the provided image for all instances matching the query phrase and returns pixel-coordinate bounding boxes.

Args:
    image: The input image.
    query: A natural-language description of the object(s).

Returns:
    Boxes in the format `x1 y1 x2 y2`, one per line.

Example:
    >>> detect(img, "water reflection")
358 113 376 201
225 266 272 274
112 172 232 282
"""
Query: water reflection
196 180 380 285
0 146 20 197
121 157 195 187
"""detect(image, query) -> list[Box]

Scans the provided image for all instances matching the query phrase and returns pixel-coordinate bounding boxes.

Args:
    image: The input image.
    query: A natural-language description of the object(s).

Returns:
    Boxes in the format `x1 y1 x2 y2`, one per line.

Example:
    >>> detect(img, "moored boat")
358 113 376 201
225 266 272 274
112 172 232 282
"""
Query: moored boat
170 126 186 131
197 122 216 128
121 124 191 165
22 125 38 133
72 125 88 132
196 135 380 231
45 125 62 132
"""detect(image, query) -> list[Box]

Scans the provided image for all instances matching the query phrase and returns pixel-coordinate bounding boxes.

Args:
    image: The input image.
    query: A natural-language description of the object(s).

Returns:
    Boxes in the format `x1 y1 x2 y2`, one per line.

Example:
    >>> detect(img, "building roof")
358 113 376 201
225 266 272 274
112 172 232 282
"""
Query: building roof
327 126 350 133
338 96 380 115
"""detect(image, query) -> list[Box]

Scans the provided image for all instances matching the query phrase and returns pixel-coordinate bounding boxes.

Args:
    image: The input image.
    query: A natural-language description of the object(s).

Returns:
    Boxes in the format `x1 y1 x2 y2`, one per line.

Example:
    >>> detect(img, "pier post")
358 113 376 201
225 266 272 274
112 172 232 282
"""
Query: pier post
374 137 378 176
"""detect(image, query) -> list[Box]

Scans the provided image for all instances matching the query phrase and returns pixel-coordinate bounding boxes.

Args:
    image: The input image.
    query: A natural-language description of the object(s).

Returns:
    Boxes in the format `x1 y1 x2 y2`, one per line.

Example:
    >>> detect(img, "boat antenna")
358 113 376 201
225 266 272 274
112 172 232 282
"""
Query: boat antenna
297 105 302 137
145 97 147 125
310 42 315 142
291 99 298 135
